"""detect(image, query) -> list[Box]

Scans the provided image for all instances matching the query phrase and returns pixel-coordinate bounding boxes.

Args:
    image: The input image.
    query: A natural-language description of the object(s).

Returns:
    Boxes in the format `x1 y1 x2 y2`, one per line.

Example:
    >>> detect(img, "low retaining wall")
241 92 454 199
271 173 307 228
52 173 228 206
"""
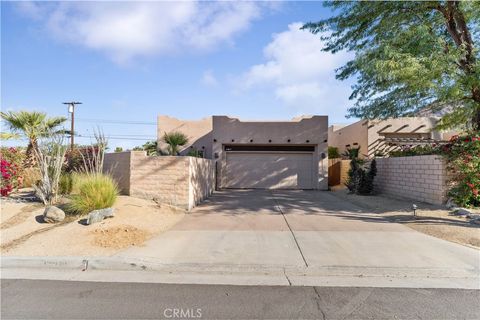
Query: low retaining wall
104 151 215 210
375 155 448 205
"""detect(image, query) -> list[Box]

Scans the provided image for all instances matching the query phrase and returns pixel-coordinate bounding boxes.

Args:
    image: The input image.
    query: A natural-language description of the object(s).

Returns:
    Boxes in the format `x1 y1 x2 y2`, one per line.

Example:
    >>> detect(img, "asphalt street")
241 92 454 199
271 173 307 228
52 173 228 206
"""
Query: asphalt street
2 279 479 319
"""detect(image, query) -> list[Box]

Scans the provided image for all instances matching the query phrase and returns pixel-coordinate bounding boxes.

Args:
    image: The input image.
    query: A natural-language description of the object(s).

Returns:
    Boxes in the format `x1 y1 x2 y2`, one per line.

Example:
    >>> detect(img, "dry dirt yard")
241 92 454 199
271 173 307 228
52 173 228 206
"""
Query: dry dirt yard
331 187 480 249
1 196 185 256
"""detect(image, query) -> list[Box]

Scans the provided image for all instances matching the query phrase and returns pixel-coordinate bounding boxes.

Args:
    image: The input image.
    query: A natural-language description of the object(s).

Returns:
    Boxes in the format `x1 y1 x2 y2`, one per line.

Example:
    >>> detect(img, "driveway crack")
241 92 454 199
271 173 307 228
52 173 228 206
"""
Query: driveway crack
313 286 327 320
270 191 308 267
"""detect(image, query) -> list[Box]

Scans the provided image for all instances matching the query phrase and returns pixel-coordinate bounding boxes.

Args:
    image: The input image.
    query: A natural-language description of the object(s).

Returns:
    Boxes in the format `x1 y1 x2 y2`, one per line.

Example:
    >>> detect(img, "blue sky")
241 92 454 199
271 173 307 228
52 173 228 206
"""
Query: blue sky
2 1 355 149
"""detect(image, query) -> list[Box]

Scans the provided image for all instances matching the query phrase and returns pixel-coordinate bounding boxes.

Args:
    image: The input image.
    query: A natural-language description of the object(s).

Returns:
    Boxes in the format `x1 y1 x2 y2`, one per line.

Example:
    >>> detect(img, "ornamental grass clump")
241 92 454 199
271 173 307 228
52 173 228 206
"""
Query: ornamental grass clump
68 174 118 216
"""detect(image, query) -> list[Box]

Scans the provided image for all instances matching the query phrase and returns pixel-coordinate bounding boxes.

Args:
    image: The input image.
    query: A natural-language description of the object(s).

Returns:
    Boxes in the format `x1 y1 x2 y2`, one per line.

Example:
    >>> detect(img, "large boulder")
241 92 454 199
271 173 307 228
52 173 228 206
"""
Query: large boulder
43 206 65 223
86 208 114 225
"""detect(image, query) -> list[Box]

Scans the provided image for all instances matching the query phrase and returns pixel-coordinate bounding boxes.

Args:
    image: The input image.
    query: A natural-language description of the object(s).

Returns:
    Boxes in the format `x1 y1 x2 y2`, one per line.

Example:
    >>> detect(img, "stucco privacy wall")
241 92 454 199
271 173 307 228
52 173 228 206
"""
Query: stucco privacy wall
375 155 448 205
103 151 215 210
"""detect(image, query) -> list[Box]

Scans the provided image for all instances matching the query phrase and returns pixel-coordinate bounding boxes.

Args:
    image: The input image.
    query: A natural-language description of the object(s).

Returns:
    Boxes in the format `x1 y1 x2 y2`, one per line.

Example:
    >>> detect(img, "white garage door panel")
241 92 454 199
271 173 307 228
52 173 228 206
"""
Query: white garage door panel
225 152 313 189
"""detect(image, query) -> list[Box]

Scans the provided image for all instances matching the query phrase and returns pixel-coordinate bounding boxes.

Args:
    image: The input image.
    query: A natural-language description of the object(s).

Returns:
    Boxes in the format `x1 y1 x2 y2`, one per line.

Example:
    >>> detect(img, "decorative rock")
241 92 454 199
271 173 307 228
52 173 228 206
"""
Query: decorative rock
86 208 114 225
446 198 458 209
452 208 472 216
43 206 65 223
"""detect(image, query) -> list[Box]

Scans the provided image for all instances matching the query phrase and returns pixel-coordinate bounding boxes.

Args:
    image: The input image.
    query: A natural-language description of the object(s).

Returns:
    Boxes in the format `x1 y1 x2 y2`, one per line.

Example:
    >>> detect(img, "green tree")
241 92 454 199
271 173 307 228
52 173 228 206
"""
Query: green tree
0 111 66 167
141 140 158 156
162 131 189 155
303 1 480 130
114 147 123 152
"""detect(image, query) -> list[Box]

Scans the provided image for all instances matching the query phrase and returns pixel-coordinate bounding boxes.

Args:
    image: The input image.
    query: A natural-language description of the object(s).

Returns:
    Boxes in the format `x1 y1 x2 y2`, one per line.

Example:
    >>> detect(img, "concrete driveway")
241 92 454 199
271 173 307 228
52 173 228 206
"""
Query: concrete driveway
118 190 479 287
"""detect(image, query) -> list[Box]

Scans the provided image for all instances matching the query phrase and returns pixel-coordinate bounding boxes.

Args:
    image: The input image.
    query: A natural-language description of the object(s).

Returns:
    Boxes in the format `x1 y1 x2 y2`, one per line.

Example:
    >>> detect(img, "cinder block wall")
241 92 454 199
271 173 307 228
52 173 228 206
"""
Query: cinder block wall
375 155 448 205
103 151 215 210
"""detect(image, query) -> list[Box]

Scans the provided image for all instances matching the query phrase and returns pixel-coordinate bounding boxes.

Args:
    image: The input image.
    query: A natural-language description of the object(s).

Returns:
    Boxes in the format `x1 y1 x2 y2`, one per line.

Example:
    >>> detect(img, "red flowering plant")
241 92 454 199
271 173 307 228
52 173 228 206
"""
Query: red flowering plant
443 134 480 207
1 159 16 196
0 147 25 195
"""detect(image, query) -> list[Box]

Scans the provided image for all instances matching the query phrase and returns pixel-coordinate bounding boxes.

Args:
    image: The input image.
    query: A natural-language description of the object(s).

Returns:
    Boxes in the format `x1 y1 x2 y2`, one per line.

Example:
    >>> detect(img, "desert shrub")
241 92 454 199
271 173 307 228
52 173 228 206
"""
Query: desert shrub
22 167 41 187
33 134 68 205
443 134 480 207
342 146 361 159
68 174 118 215
328 146 340 159
187 148 203 158
59 173 74 195
346 158 377 195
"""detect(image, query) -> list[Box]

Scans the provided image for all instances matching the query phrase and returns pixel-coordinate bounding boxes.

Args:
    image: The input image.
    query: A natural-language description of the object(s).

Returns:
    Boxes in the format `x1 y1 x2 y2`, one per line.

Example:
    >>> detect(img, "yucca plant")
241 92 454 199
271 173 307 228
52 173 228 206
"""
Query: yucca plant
33 133 68 205
68 173 118 215
0 111 66 167
162 131 188 155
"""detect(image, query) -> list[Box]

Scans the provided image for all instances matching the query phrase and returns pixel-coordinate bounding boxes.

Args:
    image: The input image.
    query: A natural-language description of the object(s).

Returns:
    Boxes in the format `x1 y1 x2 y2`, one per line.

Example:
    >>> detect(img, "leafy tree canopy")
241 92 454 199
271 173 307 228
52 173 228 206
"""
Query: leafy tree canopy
303 1 480 131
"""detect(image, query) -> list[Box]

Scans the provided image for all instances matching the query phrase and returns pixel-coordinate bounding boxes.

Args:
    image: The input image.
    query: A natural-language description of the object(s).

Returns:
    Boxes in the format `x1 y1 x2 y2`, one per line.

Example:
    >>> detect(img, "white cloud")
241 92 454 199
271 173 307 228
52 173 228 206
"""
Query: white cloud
18 1 266 64
201 70 219 87
237 22 352 116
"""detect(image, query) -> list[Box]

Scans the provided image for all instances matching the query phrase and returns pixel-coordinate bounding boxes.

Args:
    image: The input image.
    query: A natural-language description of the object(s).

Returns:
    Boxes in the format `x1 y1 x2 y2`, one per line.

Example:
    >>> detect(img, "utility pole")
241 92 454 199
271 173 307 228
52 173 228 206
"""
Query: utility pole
62 101 82 150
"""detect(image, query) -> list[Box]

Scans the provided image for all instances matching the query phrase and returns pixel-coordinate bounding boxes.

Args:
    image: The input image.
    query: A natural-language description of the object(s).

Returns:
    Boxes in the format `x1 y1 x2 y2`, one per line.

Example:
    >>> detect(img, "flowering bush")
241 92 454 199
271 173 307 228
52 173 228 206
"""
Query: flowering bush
442 134 480 208
1 159 17 196
387 134 479 207
388 144 442 157
0 147 24 194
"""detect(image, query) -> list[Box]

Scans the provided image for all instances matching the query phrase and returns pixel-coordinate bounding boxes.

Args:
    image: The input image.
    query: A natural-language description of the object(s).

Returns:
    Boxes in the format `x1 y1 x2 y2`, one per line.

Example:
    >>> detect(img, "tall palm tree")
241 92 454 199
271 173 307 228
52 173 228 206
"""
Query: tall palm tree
162 131 189 155
0 111 67 167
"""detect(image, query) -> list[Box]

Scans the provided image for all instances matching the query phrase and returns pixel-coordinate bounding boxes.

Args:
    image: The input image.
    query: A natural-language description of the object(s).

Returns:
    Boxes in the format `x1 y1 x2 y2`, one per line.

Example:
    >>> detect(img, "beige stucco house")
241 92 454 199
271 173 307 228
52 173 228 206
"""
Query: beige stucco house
158 115 329 190
328 117 455 158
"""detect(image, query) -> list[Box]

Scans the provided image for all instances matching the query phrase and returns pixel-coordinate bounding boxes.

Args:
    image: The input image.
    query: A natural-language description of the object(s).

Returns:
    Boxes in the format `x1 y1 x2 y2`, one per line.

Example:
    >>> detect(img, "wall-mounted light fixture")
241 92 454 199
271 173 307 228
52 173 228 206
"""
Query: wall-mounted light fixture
268 139 272 143
250 139 253 143
287 139 291 143
306 140 310 143
231 139 235 142
213 139 217 142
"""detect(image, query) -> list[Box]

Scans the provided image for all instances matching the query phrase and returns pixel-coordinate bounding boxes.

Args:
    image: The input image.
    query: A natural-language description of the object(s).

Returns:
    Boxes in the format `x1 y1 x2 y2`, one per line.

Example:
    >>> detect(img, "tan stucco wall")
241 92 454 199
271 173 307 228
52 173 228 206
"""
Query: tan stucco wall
157 115 213 158
212 116 329 190
189 157 215 209
375 155 448 205
104 151 215 210
329 117 448 158
328 121 368 157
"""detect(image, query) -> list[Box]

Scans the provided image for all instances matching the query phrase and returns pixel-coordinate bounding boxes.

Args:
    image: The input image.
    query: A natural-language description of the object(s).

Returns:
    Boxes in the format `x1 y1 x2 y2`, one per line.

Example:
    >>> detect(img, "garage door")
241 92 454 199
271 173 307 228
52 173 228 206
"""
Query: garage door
225 152 314 189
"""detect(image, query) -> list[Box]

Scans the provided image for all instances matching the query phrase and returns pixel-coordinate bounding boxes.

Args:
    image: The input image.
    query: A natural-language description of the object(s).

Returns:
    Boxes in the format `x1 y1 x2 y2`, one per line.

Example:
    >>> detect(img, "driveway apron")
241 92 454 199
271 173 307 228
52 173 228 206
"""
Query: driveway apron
117 189 479 280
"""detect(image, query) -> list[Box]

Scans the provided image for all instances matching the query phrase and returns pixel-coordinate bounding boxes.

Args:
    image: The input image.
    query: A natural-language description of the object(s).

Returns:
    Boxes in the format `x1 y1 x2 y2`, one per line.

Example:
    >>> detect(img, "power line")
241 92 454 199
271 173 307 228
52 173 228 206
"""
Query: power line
75 118 156 125
76 133 156 138
76 135 155 141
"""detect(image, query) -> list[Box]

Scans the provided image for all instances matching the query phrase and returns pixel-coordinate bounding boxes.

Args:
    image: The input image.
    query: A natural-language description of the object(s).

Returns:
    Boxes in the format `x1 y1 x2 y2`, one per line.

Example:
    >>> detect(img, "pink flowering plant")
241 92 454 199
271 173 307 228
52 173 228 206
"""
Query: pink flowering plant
0 147 25 194
1 158 17 196
442 134 480 208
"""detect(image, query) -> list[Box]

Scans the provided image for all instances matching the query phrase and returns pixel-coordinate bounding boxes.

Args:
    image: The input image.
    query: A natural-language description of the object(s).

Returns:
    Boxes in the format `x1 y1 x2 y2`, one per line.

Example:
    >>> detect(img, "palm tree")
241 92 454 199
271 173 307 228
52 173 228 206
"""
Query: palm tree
162 131 189 155
0 111 67 167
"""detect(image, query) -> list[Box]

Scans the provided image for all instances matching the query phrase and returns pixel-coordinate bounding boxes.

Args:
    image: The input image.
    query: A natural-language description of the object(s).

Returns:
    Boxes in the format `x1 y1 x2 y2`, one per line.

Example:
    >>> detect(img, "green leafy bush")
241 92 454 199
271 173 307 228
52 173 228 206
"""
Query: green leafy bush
68 174 118 215
443 134 480 207
388 144 442 157
328 146 340 159
346 158 377 195
342 146 361 159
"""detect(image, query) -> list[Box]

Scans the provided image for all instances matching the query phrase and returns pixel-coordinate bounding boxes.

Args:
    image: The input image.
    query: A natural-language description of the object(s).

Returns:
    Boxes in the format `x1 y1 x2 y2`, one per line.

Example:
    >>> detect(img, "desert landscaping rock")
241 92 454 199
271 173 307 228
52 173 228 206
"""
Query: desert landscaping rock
87 208 115 225
452 208 471 216
43 206 65 223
